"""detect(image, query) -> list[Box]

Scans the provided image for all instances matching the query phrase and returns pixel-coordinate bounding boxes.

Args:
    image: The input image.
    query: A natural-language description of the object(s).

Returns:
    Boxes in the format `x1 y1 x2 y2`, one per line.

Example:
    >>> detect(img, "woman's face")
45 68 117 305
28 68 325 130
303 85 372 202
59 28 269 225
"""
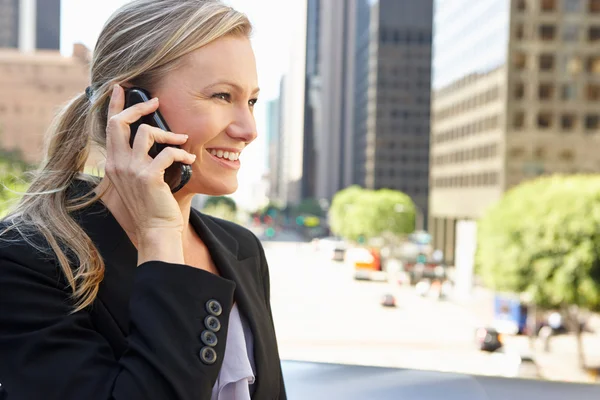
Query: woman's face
153 34 259 197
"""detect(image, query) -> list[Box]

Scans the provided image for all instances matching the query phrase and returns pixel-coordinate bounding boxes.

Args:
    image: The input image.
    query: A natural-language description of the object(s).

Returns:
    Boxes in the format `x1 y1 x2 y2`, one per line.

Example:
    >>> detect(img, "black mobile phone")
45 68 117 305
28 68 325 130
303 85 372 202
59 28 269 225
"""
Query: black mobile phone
124 87 192 193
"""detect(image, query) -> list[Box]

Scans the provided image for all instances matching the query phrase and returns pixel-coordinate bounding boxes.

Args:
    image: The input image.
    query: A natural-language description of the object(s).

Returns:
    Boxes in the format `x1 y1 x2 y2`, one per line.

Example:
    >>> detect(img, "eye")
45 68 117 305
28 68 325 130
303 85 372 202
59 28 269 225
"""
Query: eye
212 92 231 102
249 98 258 107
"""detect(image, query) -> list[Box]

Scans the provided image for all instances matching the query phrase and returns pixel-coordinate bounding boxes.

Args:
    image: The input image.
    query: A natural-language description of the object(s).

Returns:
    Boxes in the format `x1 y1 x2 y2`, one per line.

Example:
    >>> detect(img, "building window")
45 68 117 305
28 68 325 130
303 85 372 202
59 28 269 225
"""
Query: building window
564 0 583 12
585 115 600 130
587 56 600 74
514 111 525 129
587 83 600 101
561 114 576 130
539 83 554 100
509 147 526 158
539 24 556 40
534 147 547 160
561 83 578 100
514 53 528 72
515 23 526 39
590 0 600 13
539 54 555 70
541 0 557 11
563 25 579 42
559 149 575 162
589 26 600 41
516 0 527 11
514 82 525 99
538 112 553 128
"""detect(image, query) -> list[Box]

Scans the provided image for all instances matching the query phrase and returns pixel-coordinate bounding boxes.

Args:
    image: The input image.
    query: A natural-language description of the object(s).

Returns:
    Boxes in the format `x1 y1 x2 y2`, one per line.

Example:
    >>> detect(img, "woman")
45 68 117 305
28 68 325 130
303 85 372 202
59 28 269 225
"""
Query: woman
0 1 286 399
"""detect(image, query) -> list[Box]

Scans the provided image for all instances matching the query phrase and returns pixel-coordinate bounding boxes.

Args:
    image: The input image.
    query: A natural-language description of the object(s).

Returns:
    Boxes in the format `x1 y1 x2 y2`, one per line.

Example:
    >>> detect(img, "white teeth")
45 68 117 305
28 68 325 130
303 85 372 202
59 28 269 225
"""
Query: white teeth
209 149 240 161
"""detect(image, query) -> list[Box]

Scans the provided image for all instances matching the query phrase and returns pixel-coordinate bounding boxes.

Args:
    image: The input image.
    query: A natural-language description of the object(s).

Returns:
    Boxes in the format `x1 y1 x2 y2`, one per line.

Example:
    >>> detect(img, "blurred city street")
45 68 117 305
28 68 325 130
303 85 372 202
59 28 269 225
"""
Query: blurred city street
260 233 600 384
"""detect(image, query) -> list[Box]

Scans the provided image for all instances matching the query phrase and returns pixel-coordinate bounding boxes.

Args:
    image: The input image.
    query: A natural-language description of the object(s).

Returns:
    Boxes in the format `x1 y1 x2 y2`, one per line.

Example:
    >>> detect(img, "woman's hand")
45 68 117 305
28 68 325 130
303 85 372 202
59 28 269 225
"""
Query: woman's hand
104 84 196 264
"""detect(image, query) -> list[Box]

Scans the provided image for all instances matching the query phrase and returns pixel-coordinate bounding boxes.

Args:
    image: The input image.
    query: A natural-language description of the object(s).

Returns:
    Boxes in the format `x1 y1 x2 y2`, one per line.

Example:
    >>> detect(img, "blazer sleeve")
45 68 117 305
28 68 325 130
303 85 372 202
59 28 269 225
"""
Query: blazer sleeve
0 252 236 400
256 237 288 400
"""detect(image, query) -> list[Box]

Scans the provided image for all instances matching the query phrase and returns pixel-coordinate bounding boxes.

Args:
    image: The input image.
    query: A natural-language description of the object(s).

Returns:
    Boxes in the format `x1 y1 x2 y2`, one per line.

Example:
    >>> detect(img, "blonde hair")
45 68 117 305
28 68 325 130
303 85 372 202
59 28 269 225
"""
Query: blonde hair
2 0 252 311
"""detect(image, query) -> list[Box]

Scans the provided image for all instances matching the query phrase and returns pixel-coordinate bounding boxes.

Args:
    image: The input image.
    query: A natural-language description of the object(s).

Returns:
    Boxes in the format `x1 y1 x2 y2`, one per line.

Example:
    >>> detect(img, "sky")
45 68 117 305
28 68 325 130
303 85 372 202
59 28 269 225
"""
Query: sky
60 0 293 209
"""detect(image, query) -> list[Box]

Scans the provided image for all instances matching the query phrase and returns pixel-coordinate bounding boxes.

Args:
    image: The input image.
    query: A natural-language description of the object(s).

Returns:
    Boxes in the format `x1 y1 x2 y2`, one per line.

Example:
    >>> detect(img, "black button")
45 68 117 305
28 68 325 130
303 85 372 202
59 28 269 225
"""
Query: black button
204 315 221 332
206 299 223 316
200 330 218 347
199 346 217 365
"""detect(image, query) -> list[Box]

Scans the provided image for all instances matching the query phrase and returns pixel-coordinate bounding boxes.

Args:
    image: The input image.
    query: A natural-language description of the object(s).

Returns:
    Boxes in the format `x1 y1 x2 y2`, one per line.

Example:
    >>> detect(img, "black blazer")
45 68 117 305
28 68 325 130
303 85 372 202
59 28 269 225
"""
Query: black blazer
0 180 286 400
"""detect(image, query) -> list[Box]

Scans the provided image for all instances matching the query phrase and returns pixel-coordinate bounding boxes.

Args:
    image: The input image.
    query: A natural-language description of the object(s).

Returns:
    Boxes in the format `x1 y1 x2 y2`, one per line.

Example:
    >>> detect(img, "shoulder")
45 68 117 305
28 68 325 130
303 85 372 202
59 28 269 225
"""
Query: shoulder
194 210 264 257
0 218 63 281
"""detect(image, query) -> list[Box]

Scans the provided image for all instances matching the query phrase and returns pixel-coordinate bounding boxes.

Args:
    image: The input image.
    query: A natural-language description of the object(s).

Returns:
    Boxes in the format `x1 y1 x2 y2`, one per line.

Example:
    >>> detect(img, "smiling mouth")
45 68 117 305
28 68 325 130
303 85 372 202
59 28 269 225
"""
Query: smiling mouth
208 149 240 161
206 148 241 169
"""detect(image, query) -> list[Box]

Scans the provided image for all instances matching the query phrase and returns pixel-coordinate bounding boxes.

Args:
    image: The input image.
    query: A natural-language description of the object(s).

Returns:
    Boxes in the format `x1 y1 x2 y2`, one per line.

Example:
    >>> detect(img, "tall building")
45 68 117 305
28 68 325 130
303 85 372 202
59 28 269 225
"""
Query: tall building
0 44 90 164
279 0 308 205
302 0 433 222
0 0 61 51
355 0 434 228
266 97 282 202
429 0 600 264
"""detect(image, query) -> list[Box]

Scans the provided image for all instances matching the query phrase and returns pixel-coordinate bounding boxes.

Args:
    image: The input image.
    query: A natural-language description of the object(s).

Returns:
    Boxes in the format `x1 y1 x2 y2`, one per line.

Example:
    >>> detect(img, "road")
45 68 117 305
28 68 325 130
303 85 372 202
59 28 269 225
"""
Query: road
262 238 527 378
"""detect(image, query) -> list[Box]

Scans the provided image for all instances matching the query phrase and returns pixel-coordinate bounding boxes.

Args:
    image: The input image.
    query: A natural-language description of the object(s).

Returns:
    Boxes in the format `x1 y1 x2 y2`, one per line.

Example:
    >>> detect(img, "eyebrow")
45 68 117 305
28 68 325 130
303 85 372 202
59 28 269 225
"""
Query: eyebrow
205 80 260 95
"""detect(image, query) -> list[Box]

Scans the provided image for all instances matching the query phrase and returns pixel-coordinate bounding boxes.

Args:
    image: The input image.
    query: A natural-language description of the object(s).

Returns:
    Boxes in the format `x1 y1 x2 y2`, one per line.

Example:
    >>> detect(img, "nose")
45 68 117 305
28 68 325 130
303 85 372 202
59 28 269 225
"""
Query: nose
226 105 257 143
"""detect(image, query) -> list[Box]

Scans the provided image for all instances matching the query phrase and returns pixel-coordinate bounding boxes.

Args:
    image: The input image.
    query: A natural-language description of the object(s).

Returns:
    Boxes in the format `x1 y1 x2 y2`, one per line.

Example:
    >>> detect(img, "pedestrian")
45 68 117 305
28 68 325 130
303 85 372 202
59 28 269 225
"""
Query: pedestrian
0 1 286 399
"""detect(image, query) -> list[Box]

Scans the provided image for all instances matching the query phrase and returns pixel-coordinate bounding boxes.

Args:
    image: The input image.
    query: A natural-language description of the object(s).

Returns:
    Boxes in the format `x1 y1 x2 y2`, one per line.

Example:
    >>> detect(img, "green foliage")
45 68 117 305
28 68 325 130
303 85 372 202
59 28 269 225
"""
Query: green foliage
329 186 416 241
0 157 30 218
476 175 600 311
201 203 239 224
203 196 237 212
293 198 325 217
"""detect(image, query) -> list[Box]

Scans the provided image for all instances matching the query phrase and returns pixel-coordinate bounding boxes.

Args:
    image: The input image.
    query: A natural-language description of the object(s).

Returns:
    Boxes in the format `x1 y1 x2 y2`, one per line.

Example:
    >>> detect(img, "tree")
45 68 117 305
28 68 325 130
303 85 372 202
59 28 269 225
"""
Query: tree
476 175 600 368
203 196 237 213
0 151 31 218
329 186 416 242
293 198 325 217
201 202 239 223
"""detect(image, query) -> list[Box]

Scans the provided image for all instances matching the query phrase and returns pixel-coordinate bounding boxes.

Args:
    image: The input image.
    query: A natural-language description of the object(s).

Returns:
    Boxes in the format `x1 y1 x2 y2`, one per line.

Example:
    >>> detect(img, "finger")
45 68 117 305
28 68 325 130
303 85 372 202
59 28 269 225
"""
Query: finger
107 84 125 121
132 124 189 163
106 90 159 153
148 147 196 175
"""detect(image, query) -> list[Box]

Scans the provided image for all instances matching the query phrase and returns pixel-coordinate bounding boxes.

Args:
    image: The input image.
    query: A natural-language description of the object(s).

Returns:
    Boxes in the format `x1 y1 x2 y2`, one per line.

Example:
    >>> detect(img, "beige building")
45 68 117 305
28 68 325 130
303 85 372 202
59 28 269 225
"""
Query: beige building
429 0 600 264
0 44 90 165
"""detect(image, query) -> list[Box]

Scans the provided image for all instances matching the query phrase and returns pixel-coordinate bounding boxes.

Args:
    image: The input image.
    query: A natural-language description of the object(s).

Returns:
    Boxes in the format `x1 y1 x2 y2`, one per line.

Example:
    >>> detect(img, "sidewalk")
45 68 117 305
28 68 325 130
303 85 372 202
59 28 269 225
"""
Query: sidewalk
503 329 600 384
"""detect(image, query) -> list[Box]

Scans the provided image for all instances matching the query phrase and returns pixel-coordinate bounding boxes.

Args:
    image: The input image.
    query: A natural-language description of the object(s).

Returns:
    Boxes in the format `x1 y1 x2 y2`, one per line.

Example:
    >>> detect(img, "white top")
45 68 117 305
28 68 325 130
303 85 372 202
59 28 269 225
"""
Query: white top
211 304 256 399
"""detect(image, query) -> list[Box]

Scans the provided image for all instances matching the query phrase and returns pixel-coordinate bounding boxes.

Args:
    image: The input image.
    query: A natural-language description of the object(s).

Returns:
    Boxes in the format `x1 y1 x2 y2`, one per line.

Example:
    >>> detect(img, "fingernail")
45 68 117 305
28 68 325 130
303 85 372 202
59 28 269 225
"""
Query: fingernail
111 84 119 99
151 97 159 104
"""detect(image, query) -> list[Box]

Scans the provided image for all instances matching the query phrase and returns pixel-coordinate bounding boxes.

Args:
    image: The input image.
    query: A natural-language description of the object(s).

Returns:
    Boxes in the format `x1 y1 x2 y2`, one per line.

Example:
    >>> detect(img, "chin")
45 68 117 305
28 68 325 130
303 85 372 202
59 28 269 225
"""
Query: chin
186 177 238 196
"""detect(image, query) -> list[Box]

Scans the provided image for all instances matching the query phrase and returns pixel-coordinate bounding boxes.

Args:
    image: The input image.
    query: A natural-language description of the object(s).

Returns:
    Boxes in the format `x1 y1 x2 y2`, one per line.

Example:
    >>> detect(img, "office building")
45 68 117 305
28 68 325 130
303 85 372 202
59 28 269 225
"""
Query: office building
429 0 600 264
302 0 433 223
0 44 90 164
355 0 434 228
0 0 61 51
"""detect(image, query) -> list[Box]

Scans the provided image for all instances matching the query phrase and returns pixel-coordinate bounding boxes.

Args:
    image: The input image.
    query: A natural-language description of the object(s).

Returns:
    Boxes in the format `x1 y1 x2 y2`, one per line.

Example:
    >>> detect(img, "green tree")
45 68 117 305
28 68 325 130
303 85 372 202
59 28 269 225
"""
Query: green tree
293 198 325 217
329 186 416 242
201 203 239 223
0 148 31 218
476 175 600 368
203 196 237 213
